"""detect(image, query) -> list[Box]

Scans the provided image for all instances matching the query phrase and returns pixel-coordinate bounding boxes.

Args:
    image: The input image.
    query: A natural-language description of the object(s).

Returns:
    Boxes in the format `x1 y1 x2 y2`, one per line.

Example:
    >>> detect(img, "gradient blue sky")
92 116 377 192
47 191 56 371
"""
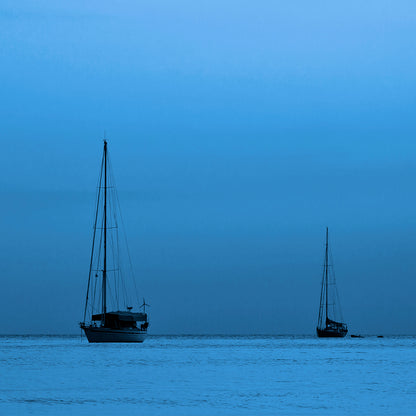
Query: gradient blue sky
1 1 416 334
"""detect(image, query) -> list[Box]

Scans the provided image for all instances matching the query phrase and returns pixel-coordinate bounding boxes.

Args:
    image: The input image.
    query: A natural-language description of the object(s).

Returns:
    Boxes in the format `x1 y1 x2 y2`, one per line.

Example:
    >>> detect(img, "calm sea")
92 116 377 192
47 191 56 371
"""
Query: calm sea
0 335 415 415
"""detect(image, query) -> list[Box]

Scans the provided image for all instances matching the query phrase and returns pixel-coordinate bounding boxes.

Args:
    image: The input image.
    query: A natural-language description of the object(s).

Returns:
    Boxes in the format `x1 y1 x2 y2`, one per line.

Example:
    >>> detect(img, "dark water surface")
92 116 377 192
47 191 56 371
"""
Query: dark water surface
0 335 415 415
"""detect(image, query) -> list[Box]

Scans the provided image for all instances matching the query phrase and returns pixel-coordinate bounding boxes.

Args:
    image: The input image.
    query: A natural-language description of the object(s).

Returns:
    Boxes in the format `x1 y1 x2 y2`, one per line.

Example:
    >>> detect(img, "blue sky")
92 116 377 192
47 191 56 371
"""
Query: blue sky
1 1 416 334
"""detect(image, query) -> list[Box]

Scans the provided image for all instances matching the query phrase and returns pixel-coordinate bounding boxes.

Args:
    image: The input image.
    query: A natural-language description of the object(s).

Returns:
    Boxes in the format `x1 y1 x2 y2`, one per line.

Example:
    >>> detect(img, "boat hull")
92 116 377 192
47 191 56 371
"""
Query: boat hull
316 327 348 338
82 326 147 343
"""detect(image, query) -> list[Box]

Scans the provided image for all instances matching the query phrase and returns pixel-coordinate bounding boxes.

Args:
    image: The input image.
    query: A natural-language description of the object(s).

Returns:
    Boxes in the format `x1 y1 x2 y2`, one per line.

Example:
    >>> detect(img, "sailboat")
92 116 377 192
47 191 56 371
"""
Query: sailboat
80 140 149 343
316 228 348 338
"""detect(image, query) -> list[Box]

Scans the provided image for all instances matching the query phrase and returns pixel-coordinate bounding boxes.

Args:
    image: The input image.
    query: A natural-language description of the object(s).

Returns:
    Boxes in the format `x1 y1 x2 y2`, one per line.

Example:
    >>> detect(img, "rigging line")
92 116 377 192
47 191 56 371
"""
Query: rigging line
116 215 124 307
111 189 122 307
107 193 119 310
328 246 344 322
329 247 336 283
112 171 141 306
107 160 123 309
114 205 127 307
109 171 122 307
112 177 123 309
106 270 117 310
334 282 344 321
108 154 137 307
113 191 129 308
91 212 105 317
111 182 120 307
108 175 121 309
119 253 130 308
109 203 120 309
90 191 103 316
83 152 104 323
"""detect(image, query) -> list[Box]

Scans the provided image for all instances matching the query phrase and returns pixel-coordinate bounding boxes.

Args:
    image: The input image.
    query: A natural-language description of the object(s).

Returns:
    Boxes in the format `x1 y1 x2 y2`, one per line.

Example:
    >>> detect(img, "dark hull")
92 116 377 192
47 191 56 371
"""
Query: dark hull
316 327 348 338
82 326 147 343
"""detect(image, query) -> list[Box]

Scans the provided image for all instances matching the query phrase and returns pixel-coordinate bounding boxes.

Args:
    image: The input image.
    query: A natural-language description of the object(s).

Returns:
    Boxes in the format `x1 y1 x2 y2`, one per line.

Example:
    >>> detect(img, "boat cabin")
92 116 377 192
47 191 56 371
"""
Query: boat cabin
91 311 148 330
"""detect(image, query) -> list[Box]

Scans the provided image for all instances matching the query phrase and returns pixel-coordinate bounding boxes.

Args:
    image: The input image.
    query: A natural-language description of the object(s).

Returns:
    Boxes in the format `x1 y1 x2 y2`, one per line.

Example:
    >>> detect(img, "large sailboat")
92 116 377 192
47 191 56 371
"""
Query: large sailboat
316 228 348 338
80 140 149 343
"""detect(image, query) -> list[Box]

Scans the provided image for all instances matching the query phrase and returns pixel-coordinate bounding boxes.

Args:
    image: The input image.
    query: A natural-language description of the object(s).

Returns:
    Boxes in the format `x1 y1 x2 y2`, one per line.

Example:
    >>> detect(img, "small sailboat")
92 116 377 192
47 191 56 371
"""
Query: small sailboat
316 228 348 338
80 140 149 343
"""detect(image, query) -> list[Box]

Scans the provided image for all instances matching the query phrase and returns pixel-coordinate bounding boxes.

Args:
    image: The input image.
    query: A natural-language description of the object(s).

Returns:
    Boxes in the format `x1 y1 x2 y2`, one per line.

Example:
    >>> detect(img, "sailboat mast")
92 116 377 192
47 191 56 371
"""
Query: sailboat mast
325 227 329 321
102 140 107 318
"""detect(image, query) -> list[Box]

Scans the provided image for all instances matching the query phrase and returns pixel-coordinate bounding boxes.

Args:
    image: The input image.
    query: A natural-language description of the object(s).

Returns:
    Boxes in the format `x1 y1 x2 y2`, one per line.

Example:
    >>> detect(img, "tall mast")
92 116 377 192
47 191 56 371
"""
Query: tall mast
102 140 107 318
325 227 329 321
83 156 104 323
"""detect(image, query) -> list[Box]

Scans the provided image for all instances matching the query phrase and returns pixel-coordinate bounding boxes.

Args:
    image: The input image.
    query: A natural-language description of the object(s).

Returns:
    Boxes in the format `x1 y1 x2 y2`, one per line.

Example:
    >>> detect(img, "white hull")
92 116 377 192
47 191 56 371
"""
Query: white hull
82 326 147 343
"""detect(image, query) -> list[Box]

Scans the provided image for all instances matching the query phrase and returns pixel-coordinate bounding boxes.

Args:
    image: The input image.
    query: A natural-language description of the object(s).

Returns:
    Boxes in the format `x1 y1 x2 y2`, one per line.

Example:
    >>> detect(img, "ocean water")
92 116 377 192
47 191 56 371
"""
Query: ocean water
0 335 415 415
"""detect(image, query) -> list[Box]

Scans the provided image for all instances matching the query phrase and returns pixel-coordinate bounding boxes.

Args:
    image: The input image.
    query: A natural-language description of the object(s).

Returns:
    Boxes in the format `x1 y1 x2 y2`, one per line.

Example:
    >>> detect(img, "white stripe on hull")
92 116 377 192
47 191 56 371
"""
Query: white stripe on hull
83 327 147 343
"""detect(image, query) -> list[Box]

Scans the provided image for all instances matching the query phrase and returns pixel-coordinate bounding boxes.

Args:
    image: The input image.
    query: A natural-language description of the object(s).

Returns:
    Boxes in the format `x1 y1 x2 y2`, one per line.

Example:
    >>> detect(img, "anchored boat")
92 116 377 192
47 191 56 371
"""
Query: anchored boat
316 228 348 338
80 140 149 343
